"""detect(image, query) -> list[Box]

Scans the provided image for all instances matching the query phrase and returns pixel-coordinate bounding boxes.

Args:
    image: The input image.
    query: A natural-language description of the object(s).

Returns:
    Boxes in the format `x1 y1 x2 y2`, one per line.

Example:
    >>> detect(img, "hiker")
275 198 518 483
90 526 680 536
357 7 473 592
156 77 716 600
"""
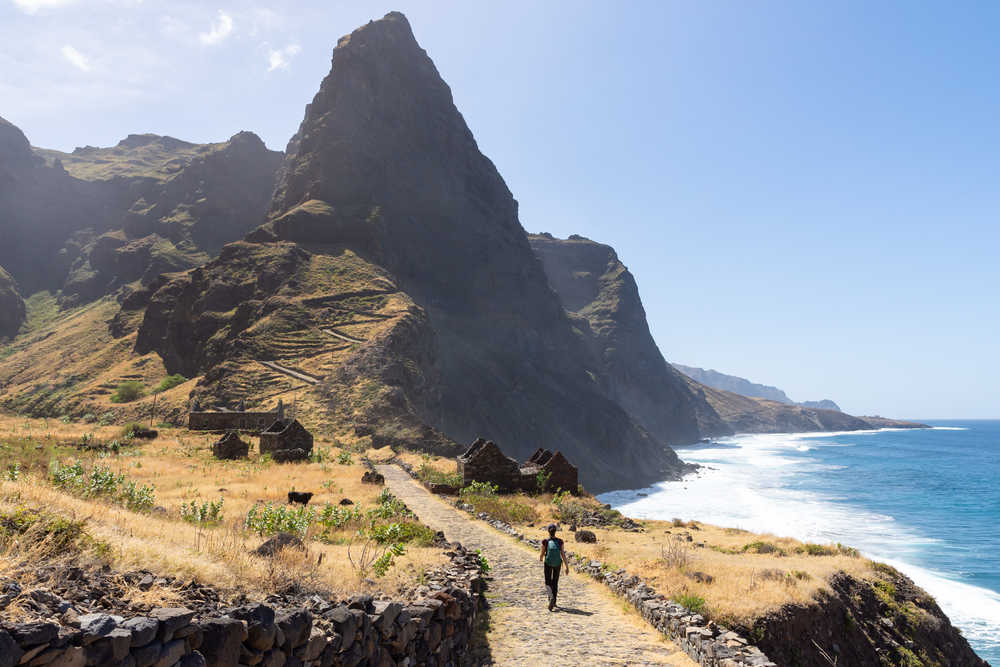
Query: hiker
540 523 570 610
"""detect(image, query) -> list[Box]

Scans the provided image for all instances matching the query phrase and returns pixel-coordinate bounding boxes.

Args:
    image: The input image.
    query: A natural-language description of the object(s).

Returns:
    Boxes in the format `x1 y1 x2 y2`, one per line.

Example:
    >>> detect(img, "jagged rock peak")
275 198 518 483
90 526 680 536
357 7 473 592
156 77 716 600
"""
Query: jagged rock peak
270 10 500 221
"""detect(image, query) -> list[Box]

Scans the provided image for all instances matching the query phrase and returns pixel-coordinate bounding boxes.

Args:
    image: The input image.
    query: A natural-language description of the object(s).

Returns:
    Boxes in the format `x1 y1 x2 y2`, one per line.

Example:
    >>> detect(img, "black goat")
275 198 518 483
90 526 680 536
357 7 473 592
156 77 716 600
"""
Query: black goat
287 491 314 506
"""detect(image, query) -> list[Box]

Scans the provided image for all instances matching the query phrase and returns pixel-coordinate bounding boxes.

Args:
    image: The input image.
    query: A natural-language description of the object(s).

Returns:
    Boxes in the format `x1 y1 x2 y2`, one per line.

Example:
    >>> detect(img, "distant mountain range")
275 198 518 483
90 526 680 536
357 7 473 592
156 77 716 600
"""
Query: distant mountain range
671 364 842 411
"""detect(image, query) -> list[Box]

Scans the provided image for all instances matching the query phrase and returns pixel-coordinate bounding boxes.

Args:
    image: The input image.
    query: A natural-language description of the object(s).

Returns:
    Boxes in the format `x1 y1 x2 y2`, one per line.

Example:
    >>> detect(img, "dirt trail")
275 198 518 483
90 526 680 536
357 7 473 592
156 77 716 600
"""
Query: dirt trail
377 465 696 666
255 360 320 385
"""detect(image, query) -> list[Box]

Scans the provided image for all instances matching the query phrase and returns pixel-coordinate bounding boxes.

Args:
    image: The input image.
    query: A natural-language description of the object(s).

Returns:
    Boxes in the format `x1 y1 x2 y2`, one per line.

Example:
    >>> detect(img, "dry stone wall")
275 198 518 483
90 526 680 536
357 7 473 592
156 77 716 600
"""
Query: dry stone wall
0 548 485 667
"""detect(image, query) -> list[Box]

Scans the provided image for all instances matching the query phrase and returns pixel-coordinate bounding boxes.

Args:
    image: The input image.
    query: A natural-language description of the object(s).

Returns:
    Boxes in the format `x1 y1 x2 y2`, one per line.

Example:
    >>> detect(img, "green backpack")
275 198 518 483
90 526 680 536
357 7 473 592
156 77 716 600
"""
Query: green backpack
544 538 562 567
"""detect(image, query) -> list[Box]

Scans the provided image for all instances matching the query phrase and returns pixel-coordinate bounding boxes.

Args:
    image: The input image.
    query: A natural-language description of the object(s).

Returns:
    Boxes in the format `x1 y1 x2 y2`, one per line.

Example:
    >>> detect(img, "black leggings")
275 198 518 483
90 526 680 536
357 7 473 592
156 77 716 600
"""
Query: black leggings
544 565 561 601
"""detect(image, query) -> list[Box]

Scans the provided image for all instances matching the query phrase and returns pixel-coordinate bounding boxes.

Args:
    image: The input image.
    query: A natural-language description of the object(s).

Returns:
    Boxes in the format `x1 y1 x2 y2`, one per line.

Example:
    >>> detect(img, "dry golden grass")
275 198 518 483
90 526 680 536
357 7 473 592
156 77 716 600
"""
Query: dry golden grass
400 450 877 625
0 415 445 599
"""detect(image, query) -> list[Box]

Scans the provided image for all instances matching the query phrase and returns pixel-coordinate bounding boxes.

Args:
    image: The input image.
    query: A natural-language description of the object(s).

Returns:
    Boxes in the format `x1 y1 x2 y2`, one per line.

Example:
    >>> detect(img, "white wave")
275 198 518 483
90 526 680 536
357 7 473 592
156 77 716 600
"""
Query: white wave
933 426 969 431
599 430 1000 657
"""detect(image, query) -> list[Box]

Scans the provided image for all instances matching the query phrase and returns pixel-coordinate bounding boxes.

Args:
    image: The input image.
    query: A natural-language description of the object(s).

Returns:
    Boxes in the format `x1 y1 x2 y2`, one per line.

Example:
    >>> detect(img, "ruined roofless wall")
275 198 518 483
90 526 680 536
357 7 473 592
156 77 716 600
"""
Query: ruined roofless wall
458 439 525 491
259 420 314 456
189 412 278 433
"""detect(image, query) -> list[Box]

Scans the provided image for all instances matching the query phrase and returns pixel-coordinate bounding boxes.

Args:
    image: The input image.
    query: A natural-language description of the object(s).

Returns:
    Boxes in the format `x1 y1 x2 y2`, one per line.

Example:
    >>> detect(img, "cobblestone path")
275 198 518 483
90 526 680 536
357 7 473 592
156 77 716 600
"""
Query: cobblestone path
377 465 695 666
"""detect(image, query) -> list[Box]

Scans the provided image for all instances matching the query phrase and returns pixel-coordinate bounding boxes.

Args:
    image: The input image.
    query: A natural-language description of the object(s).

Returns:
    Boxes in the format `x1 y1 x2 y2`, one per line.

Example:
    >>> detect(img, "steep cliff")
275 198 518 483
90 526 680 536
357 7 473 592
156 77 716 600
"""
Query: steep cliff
0 266 25 339
744 565 987 666
134 12 688 491
528 233 732 442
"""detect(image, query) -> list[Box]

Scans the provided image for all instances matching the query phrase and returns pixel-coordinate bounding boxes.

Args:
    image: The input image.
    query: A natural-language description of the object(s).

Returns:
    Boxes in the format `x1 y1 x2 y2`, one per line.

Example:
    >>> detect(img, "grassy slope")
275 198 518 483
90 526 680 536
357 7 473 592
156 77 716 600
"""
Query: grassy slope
0 415 443 600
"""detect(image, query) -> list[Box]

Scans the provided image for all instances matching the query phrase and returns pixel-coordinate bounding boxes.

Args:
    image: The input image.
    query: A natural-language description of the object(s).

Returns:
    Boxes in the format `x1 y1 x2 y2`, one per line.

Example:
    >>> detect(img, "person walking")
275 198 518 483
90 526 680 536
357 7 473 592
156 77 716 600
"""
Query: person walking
540 523 570 611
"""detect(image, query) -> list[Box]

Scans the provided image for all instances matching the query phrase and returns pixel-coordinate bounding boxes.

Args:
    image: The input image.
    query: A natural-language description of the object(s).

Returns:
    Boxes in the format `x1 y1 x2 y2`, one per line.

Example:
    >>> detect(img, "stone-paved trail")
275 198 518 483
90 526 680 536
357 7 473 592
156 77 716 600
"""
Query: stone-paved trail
377 465 695 666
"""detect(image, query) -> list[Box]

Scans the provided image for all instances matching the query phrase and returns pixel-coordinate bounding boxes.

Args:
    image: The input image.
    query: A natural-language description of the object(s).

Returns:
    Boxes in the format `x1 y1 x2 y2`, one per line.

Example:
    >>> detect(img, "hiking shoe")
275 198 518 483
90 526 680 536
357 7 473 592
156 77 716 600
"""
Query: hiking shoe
546 585 554 609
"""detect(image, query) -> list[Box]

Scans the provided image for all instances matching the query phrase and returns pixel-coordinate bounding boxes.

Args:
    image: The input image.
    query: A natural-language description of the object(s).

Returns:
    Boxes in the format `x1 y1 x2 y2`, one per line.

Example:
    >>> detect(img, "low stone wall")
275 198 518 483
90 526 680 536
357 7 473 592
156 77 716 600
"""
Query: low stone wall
1 547 485 667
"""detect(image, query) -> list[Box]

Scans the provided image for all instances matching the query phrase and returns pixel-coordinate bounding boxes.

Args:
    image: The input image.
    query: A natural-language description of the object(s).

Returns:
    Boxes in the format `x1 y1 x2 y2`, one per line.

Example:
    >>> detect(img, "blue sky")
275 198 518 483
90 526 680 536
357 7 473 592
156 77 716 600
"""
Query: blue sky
2 0 997 418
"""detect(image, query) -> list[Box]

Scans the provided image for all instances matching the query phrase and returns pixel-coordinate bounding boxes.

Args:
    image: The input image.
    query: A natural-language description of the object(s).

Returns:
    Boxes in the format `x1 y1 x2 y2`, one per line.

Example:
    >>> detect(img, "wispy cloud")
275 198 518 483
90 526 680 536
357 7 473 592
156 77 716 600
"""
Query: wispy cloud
267 43 300 72
199 10 233 46
61 44 90 72
12 0 77 14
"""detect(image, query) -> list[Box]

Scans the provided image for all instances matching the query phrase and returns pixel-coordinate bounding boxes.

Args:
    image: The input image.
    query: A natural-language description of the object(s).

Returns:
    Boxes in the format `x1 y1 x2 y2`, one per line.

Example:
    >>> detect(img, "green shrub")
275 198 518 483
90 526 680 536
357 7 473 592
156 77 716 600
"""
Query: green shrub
796 543 837 556
673 593 707 614
244 502 315 537
462 494 537 524
111 381 145 404
368 522 416 545
48 459 155 511
337 451 353 465
417 464 462 487
181 498 224 525
152 374 187 393
742 541 786 556
475 549 491 574
460 480 498 497
0 509 88 554
535 469 552 493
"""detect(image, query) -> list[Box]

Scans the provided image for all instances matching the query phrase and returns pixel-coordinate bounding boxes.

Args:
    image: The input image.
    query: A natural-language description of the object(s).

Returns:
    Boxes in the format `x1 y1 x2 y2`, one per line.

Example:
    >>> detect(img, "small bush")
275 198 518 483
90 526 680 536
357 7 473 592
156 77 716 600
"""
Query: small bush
460 481 498 497
337 451 353 465
463 494 537 524
181 498 224 525
417 463 462 487
244 502 315 537
49 459 155 511
673 593 707 614
111 381 145 404
742 541 786 556
671 518 685 527
475 549 491 574
153 374 187 393
796 543 837 556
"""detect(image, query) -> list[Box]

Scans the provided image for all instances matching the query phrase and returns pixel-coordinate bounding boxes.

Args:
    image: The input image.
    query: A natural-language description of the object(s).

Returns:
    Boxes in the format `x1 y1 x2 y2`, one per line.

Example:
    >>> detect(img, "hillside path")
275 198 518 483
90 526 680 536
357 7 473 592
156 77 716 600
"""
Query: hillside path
376 465 695 666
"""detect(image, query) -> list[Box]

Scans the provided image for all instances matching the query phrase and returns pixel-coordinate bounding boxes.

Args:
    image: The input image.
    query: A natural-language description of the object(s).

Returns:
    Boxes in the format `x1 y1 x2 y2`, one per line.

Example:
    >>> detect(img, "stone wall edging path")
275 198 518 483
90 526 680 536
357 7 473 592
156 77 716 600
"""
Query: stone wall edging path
376 465 697 667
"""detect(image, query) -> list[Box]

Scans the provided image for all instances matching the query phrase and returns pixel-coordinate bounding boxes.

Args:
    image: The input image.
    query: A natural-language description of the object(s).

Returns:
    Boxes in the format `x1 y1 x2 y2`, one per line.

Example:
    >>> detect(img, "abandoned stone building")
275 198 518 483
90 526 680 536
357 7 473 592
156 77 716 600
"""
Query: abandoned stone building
520 448 579 493
212 431 250 460
457 438 579 493
259 419 314 461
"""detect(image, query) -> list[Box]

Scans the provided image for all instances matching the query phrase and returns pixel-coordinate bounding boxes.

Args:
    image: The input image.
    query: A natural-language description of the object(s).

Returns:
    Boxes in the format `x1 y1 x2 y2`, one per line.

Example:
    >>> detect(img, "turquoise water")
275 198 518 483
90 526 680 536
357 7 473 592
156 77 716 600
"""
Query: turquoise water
600 421 1000 662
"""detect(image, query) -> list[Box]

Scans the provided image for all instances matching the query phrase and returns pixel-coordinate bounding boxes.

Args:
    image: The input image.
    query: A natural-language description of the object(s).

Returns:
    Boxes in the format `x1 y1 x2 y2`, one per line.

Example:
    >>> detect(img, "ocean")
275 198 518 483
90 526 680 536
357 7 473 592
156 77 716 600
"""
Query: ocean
599 420 1000 662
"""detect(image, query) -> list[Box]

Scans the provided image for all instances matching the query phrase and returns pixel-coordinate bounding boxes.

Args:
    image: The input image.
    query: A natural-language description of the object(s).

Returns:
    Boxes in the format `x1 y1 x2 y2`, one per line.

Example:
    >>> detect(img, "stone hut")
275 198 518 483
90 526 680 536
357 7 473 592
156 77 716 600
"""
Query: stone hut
212 431 250 460
457 438 524 491
458 439 580 493
521 448 578 493
259 419 314 460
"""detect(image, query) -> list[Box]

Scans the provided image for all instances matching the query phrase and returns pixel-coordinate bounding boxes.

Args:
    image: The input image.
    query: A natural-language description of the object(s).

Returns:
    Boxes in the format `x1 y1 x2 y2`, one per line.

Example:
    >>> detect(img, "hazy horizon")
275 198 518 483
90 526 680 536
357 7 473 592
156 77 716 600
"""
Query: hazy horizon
3 0 997 419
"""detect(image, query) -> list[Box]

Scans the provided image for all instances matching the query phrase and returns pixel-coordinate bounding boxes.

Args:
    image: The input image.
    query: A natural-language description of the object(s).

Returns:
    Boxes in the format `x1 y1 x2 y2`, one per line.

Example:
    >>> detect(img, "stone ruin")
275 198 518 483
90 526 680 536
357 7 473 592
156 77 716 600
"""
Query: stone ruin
188 399 286 433
260 419 314 462
457 438 579 493
211 432 250 460
520 447 579 493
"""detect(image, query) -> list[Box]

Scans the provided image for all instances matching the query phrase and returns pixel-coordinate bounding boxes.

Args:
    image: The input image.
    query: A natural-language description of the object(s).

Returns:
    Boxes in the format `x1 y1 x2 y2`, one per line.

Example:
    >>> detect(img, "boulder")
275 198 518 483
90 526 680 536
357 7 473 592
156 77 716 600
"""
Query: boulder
361 470 385 485
254 532 304 557
575 530 597 543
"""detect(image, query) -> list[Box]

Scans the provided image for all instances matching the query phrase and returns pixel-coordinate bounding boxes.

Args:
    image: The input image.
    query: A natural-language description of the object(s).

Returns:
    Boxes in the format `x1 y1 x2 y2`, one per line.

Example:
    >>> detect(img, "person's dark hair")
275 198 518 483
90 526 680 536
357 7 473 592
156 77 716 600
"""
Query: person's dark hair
547 524 557 536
